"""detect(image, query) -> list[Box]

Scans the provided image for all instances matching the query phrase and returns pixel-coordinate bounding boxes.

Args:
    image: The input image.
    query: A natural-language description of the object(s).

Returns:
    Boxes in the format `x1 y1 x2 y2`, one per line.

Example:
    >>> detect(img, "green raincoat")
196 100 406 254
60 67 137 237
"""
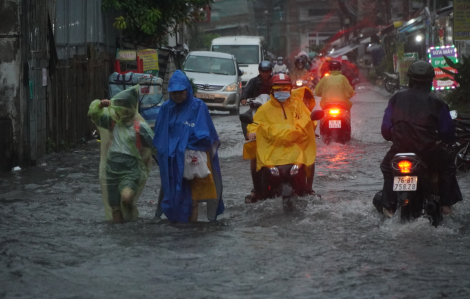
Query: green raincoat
88 85 155 221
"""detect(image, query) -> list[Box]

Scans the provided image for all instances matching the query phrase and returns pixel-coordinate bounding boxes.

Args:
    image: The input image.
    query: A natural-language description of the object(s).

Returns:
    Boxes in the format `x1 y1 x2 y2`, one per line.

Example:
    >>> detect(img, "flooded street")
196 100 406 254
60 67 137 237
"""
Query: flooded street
2 84 470 298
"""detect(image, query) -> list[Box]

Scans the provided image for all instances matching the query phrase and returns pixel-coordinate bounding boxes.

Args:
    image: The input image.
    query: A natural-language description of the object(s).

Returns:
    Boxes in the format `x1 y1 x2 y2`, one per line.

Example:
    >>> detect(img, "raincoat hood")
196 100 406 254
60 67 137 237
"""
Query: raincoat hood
168 70 193 105
291 86 316 112
110 85 139 124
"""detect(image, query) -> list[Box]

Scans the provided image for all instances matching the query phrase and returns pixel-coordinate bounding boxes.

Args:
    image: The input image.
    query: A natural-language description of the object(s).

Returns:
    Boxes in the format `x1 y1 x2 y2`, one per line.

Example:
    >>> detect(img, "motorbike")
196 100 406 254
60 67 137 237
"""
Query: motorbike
383 72 399 93
240 94 270 138
373 152 443 227
449 110 470 173
239 110 324 210
319 104 351 144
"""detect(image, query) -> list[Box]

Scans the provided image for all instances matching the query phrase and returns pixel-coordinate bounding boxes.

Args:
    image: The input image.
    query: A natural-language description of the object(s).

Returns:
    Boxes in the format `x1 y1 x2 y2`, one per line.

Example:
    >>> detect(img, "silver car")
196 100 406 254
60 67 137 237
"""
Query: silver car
183 51 242 115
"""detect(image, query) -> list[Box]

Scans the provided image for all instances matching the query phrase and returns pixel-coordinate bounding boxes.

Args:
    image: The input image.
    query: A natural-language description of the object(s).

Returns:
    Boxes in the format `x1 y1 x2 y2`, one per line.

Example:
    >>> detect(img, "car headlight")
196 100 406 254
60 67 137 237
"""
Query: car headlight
223 82 238 91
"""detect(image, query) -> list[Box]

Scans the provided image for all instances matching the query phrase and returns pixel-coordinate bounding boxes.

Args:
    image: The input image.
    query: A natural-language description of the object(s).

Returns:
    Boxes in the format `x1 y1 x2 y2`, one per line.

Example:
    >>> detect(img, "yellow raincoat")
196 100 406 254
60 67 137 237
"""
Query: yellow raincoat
315 70 354 110
247 95 317 171
291 86 316 112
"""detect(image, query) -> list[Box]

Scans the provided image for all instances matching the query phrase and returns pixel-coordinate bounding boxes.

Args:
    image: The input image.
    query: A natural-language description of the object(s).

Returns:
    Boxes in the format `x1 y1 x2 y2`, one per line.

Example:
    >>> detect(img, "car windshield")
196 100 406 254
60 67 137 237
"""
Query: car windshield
212 45 259 65
183 56 236 75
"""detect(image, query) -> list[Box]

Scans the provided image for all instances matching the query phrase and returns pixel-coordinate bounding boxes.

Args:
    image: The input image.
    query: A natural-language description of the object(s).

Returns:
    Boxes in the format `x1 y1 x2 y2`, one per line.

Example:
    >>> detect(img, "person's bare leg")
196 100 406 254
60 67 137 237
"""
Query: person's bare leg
121 188 135 206
250 159 257 196
189 201 199 222
111 206 124 223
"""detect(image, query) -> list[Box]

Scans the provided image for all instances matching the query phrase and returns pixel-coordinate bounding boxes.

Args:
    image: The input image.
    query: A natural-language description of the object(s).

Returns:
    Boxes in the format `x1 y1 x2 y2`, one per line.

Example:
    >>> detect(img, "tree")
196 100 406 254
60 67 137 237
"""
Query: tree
102 0 213 45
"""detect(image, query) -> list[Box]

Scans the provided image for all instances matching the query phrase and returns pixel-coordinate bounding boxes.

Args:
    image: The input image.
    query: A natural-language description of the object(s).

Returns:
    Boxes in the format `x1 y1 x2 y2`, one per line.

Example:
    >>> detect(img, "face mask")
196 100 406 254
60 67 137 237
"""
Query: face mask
273 91 290 102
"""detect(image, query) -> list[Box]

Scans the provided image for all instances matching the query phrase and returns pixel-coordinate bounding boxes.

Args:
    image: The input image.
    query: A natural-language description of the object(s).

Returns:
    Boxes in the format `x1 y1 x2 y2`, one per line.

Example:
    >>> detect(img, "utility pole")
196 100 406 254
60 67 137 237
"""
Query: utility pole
403 0 410 21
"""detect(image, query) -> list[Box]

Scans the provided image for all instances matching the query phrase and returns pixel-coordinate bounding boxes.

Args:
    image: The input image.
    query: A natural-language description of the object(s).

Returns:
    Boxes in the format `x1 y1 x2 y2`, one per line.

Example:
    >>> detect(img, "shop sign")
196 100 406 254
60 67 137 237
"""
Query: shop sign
137 49 159 76
117 50 137 61
428 45 458 90
403 52 418 60
398 59 415 86
454 0 470 41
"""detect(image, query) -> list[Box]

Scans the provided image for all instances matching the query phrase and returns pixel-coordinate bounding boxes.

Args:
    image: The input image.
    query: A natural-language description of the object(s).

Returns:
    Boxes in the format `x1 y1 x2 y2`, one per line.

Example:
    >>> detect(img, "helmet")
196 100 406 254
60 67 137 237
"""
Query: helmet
407 60 435 81
329 60 341 71
270 73 292 87
341 55 348 61
294 57 306 69
258 61 273 72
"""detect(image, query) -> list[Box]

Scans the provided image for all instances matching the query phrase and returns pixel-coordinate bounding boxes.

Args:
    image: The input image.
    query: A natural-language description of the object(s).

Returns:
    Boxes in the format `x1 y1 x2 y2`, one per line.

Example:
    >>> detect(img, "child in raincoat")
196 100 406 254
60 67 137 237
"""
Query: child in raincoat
88 85 155 223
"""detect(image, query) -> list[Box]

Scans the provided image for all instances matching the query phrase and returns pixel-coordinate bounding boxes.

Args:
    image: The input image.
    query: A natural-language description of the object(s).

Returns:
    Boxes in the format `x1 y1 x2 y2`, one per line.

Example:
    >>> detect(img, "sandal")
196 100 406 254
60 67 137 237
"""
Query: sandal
245 189 259 204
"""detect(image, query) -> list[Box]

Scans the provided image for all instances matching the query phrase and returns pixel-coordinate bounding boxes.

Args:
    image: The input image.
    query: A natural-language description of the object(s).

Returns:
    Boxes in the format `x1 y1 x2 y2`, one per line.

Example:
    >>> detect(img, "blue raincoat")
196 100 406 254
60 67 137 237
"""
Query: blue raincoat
153 70 224 222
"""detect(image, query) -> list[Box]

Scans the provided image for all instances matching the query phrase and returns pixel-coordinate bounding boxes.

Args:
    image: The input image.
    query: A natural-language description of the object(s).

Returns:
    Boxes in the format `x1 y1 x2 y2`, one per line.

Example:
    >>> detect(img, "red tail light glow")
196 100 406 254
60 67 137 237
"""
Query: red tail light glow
398 160 412 173
324 73 330 77
329 109 340 115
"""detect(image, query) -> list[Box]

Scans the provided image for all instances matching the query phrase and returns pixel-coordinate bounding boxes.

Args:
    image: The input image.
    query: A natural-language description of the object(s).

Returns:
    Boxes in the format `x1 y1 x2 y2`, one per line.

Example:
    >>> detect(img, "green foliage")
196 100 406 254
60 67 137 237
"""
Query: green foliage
189 31 220 51
439 55 470 112
46 138 56 154
102 0 213 45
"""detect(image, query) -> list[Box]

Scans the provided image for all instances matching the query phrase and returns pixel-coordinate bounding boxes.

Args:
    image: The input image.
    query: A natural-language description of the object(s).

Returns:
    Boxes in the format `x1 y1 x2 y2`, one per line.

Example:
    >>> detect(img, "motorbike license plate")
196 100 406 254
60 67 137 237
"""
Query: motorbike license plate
393 176 418 191
329 120 341 128
196 93 215 100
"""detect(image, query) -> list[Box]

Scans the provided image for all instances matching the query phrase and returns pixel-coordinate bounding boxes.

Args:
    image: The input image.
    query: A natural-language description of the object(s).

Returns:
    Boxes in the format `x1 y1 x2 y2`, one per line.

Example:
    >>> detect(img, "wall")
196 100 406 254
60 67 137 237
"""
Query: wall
0 0 21 169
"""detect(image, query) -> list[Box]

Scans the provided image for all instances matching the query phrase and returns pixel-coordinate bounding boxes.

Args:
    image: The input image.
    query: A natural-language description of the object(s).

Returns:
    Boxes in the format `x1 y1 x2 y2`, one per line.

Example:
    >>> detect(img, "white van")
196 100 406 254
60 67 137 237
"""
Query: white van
211 36 266 87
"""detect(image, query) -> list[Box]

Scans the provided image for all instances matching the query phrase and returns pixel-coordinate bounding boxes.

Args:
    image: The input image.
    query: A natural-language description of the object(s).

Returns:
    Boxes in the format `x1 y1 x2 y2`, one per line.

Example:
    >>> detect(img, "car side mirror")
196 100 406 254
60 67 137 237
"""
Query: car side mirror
310 110 324 121
238 68 244 76
239 113 254 124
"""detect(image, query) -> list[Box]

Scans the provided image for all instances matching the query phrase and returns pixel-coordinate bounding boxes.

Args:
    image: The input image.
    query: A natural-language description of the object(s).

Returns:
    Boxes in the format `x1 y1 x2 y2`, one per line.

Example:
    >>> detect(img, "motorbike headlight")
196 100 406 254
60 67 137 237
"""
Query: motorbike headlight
290 165 300 176
270 167 280 177
223 82 238 92
296 80 303 87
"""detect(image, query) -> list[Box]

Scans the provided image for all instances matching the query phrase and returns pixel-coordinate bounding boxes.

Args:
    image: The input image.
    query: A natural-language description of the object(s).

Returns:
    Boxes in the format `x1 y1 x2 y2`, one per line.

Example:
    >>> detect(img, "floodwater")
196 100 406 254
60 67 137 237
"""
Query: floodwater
1 84 470 298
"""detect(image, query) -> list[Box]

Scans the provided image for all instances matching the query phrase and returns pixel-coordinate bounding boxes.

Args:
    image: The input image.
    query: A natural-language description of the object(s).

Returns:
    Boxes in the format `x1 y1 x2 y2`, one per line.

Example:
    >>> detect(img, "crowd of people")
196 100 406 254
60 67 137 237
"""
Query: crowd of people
88 56 461 223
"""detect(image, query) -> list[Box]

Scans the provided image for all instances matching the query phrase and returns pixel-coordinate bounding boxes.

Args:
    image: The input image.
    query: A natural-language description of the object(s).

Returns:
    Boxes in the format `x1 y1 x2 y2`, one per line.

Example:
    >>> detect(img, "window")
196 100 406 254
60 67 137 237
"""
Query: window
212 45 260 64
184 56 236 75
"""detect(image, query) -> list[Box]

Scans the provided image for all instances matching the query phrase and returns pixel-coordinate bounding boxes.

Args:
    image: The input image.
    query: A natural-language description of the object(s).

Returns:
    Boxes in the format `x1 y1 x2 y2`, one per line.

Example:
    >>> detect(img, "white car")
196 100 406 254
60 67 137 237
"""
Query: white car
183 51 242 115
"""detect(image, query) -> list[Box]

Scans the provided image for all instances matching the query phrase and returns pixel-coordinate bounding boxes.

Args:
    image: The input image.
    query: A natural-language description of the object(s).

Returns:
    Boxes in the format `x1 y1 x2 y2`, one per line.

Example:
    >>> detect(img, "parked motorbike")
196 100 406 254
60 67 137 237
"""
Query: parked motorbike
374 153 443 226
383 72 399 93
319 104 351 144
449 110 470 173
239 110 324 210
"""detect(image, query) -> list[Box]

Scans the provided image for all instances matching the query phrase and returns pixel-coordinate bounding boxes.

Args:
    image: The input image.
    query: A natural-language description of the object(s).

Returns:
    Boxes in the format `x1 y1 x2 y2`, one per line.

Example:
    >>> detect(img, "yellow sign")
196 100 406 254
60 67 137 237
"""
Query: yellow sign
398 59 415 86
454 1 470 41
137 49 159 75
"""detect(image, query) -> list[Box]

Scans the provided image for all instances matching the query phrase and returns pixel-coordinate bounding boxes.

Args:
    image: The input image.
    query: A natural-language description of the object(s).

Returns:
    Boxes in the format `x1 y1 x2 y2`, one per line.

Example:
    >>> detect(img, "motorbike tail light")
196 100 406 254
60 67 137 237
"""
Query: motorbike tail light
290 165 300 176
270 167 280 177
329 109 340 115
398 160 412 173
296 80 302 86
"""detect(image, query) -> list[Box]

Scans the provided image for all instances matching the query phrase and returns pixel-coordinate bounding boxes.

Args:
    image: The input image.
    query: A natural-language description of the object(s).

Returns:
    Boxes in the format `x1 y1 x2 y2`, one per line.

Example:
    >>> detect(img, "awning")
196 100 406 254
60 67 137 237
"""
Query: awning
435 5 453 20
327 44 359 57
398 15 425 34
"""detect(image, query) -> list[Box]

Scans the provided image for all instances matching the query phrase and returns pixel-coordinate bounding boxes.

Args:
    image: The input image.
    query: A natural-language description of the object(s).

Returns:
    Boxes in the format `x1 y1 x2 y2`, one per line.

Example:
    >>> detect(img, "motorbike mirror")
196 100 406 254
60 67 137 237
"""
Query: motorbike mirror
239 113 254 124
450 110 458 120
310 110 325 121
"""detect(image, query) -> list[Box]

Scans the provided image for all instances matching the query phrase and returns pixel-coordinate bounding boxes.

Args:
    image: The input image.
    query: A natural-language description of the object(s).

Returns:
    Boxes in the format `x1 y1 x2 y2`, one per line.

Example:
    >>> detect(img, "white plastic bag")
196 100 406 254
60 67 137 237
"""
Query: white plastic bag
183 150 211 180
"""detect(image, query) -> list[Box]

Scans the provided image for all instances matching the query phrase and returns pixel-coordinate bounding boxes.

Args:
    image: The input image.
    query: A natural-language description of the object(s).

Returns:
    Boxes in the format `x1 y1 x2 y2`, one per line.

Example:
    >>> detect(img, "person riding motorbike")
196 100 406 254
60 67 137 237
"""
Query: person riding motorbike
340 55 357 87
245 74 318 202
319 57 332 78
273 57 288 74
290 57 310 83
315 60 354 111
240 61 273 202
377 60 462 217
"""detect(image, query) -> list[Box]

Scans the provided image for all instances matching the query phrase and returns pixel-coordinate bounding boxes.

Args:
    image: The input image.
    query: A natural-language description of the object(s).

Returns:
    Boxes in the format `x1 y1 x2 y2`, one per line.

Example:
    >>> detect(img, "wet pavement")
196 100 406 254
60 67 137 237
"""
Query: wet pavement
1 83 470 298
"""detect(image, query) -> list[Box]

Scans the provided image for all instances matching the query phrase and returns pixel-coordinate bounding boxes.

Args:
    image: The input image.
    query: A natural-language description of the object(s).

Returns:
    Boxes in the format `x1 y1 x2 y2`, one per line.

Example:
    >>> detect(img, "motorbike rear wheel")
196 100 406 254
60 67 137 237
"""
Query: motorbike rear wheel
384 78 397 93
453 143 470 174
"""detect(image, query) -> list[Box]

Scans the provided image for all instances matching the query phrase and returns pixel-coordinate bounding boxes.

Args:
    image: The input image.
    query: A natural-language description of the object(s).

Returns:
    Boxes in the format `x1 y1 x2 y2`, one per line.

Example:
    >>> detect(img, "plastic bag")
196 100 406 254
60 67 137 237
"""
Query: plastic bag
183 150 211 180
